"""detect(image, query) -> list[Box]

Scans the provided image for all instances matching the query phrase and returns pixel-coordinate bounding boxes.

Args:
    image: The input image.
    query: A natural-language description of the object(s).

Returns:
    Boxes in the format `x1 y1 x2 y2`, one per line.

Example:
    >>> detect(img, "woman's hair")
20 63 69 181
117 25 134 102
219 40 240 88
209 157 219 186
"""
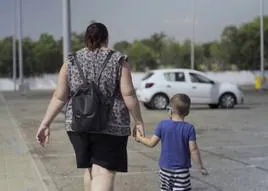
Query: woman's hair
85 22 109 51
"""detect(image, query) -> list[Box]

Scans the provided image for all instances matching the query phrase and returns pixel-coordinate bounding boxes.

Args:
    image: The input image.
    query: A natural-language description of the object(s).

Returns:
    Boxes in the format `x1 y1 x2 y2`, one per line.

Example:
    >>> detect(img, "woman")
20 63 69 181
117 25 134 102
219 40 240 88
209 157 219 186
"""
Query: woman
36 22 144 191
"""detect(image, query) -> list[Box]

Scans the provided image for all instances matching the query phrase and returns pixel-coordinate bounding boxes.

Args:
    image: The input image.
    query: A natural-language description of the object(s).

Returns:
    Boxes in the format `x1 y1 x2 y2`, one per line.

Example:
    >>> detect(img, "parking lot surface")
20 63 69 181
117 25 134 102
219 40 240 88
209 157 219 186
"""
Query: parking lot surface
1 90 268 191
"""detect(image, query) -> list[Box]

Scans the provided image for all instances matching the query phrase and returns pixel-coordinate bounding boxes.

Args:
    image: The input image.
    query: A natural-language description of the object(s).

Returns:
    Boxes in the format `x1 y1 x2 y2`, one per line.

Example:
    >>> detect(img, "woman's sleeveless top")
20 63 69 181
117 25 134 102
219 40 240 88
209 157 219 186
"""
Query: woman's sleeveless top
65 47 131 136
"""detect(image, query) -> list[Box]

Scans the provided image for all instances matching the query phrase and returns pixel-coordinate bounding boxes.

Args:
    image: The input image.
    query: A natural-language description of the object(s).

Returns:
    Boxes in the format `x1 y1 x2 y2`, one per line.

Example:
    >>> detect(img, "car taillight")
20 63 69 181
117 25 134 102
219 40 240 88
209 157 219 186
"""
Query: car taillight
145 83 154 88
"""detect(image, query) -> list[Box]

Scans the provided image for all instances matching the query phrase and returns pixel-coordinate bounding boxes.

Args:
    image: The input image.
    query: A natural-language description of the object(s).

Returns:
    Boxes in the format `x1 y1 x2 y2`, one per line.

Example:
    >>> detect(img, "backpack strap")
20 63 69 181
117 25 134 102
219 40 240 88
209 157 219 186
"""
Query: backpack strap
95 50 115 85
72 50 115 86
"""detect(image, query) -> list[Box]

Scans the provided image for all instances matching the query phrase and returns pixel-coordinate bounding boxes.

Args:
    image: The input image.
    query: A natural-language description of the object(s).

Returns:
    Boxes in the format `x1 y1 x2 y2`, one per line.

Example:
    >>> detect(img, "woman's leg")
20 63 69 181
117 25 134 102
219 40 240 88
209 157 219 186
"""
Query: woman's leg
84 168 92 191
91 164 115 191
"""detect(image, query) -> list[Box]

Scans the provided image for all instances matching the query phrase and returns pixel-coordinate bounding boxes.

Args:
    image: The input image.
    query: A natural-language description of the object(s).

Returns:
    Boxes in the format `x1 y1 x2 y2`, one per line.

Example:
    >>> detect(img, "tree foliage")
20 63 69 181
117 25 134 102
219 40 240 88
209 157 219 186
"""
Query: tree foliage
0 16 267 77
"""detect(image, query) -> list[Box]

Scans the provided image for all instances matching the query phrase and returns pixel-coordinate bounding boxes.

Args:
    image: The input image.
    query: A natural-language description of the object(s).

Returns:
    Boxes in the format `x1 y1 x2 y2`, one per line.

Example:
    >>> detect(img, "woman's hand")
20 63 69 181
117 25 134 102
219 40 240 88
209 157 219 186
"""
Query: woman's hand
136 128 143 141
36 123 50 147
132 124 137 138
135 122 145 137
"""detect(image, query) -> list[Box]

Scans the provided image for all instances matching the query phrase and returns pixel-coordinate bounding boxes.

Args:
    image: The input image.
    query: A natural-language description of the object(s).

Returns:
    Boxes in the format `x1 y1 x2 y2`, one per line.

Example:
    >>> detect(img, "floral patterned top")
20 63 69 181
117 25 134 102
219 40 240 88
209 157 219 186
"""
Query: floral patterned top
65 47 131 136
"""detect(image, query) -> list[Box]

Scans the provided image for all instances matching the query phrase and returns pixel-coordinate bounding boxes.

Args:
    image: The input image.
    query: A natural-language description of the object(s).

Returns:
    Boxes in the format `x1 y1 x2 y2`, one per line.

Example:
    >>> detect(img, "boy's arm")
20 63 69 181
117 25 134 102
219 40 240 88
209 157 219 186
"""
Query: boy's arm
137 134 160 148
189 141 206 171
188 126 208 176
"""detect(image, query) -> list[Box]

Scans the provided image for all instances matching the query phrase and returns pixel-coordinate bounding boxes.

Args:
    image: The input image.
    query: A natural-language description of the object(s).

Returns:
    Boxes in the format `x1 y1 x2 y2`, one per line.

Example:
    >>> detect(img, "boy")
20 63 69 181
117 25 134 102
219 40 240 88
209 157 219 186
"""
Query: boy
136 94 208 191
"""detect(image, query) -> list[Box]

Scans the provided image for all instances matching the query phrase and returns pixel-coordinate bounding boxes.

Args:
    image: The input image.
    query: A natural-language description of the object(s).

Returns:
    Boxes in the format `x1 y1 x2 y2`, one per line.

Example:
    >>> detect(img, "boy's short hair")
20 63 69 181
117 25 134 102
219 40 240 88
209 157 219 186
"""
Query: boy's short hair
169 94 191 116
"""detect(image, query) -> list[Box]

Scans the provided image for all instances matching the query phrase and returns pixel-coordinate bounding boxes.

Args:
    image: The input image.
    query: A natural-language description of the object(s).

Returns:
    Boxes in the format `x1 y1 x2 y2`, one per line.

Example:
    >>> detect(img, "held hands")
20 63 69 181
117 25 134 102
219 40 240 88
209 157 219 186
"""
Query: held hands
132 122 145 142
135 128 144 142
132 122 145 137
36 123 50 147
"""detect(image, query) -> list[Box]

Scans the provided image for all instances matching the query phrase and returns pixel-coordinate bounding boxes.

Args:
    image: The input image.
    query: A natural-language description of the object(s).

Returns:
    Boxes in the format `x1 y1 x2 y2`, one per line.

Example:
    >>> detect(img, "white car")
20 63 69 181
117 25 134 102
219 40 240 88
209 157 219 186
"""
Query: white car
136 69 244 110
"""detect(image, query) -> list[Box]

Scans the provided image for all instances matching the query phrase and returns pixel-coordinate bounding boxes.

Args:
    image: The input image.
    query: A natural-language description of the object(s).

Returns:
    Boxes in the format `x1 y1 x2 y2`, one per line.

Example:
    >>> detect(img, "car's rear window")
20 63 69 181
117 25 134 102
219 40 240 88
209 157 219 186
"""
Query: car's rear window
142 72 154 81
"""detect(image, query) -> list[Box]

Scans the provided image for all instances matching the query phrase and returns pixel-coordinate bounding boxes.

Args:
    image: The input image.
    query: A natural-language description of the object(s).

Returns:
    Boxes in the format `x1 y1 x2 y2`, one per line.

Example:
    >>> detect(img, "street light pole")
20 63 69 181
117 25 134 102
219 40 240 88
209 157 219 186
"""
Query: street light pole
17 0 24 91
191 0 196 70
260 0 265 88
62 0 71 61
12 0 17 91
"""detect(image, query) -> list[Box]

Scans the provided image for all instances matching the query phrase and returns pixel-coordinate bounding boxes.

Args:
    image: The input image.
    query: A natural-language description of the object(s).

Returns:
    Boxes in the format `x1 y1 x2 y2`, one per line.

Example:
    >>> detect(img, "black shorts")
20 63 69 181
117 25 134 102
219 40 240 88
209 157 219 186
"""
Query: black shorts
67 132 128 172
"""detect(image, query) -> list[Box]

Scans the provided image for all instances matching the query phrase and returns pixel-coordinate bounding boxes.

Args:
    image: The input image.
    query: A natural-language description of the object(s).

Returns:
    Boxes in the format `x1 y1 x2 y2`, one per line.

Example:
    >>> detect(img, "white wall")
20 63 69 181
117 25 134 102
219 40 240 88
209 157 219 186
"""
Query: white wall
0 71 260 91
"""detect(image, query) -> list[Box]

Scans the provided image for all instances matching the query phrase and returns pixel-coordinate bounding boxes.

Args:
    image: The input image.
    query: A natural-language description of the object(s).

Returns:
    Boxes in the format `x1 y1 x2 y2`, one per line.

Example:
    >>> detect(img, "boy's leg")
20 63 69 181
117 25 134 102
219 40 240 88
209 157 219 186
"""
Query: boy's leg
84 168 91 191
90 164 115 191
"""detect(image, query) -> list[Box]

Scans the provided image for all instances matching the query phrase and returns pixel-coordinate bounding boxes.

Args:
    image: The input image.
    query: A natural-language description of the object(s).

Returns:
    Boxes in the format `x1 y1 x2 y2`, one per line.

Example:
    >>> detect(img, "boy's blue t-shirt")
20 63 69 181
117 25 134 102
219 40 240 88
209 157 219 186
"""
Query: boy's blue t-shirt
154 119 196 170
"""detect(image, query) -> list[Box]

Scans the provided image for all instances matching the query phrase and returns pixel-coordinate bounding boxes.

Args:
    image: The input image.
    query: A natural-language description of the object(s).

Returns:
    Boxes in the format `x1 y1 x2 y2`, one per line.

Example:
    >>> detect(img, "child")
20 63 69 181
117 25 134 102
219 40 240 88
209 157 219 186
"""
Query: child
136 93 208 191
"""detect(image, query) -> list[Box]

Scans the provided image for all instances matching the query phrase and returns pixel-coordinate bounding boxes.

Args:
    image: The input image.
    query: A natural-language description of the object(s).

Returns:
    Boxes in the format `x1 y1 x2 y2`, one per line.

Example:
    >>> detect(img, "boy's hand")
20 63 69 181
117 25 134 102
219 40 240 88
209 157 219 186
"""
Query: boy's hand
199 168 208 176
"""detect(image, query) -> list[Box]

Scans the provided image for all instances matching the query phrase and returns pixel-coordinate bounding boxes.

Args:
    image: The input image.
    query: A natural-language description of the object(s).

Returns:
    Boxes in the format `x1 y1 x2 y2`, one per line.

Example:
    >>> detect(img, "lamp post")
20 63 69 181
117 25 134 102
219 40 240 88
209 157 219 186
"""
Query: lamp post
18 0 24 92
62 0 71 61
191 0 196 69
260 0 265 89
12 0 17 91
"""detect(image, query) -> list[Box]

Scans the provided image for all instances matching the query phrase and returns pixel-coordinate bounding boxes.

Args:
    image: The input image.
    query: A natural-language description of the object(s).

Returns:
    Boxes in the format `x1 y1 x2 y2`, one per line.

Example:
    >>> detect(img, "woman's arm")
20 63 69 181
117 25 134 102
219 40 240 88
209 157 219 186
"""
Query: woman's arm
41 63 69 126
36 63 70 146
120 61 144 135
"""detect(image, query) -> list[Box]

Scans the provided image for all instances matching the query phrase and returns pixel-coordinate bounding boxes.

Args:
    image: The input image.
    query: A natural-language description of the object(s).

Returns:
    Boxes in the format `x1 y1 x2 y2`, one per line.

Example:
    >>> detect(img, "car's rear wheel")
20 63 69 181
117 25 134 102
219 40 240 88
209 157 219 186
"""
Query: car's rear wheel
219 93 236 109
150 94 169 110
143 103 153 110
209 104 219 109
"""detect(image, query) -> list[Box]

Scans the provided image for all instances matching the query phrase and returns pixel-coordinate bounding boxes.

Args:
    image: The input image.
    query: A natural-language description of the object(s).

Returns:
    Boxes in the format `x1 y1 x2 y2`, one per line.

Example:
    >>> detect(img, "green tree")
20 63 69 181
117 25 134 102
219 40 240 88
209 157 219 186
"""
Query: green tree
141 32 166 63
179 40 191 68
0 37 13 77
0 15 267 77
238 16 268 70
32 33 62 74
127 41 157 71
220 25 240 69
23 37 36 76
72 32 84 51
113 41 131 54
220 16 268 70
160 39 181 68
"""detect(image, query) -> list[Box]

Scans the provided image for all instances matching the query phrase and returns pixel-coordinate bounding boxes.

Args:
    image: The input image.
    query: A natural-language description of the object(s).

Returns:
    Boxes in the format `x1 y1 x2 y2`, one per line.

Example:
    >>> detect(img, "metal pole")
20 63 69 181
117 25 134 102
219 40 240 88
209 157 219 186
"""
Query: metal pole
12 0 17 91
191 0 196 70
62 0 71 61
260 0 265 88
18 0 24 91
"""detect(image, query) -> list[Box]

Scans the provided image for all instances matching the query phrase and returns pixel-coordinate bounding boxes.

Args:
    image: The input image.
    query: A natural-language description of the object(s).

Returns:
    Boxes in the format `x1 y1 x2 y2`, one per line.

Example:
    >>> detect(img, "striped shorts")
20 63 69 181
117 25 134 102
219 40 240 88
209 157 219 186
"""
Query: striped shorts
159 168 191 191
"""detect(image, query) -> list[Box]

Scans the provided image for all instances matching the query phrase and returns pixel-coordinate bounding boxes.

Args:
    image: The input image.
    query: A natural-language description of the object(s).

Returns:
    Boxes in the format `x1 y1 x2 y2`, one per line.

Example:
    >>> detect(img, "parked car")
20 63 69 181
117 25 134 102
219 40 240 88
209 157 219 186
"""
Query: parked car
136 69 244 110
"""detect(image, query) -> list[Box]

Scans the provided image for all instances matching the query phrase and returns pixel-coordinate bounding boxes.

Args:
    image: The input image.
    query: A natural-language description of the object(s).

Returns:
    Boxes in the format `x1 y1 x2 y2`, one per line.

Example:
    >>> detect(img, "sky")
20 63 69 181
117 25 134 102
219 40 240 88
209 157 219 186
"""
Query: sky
0 0 267 46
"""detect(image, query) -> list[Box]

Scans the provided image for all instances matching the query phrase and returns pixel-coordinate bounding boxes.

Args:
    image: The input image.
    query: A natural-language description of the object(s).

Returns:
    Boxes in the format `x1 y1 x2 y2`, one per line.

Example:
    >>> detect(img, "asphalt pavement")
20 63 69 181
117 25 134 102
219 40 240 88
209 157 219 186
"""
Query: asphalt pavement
1 90 268 191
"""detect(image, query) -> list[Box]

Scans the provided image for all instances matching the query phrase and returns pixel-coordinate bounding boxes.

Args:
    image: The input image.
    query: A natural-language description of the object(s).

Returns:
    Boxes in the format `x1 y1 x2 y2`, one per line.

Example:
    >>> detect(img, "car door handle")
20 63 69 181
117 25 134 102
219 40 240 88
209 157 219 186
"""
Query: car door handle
166 85 171 88
192 86 197 89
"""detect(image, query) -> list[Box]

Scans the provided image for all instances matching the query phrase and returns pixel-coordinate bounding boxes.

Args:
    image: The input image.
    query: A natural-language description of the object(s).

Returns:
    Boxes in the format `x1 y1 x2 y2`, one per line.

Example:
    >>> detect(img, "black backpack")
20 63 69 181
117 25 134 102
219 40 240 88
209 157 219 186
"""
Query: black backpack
70 50 115 132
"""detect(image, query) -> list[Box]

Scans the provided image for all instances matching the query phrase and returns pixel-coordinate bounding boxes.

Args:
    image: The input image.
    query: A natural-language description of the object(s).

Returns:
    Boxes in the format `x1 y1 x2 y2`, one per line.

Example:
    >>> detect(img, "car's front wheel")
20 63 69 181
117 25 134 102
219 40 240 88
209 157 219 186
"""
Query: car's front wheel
219 93 236 109
150 94 169 110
